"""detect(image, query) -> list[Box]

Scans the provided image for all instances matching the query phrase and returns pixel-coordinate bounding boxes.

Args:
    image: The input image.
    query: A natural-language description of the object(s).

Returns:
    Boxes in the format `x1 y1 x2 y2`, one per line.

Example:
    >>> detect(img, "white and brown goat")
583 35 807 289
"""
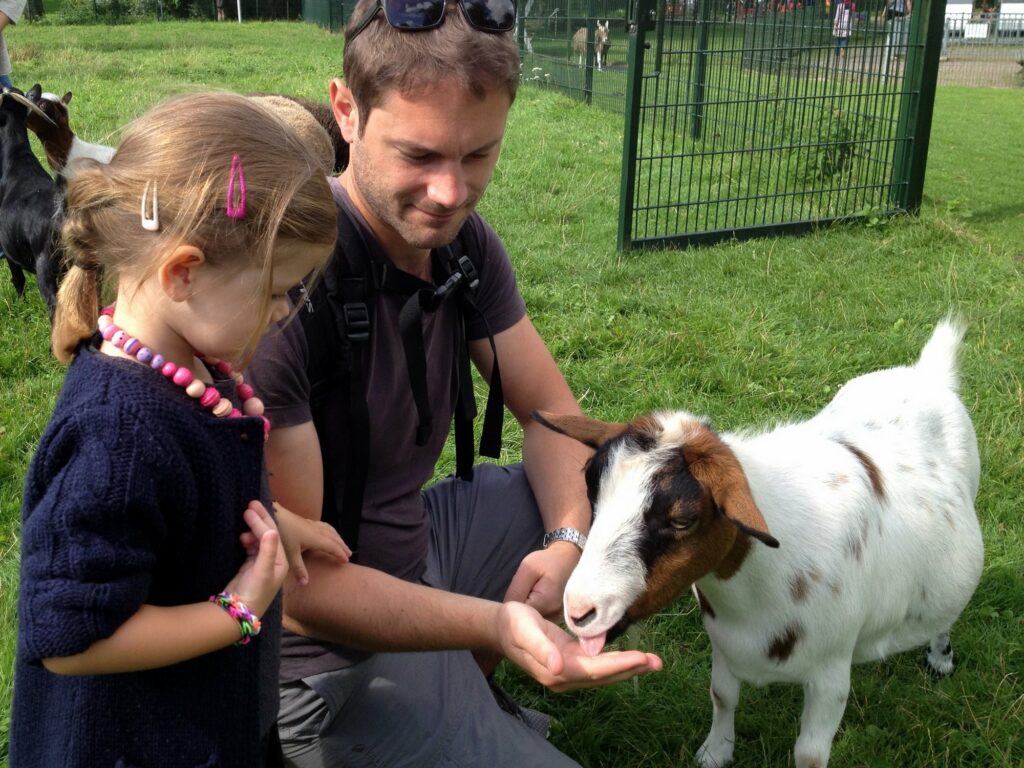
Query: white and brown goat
23 86 115 177
535 321 983 768
572 20 610 70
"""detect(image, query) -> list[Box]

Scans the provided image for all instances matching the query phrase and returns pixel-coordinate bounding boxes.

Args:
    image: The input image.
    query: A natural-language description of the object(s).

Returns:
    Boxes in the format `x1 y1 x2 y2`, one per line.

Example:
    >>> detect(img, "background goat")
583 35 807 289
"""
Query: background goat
24 85 115 177
248 92 348 173
0 87 64 317
572 20 610 70
535 320 983 768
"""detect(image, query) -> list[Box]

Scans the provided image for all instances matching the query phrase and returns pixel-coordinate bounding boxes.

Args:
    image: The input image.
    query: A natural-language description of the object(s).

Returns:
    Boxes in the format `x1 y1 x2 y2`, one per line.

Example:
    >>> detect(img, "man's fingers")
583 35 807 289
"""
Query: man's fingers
552 650 663 691
503 563 538 604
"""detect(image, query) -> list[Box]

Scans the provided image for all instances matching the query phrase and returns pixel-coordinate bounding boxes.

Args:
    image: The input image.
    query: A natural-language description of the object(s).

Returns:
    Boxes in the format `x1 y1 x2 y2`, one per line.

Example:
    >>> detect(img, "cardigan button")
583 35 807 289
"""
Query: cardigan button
240 433 249 441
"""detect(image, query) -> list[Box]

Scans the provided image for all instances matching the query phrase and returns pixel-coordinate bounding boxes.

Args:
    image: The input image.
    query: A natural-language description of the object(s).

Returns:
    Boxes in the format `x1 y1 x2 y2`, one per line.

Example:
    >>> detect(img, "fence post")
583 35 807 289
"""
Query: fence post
617 0 655 251
892 0 947 213
691 0 713 140
584 21 596 105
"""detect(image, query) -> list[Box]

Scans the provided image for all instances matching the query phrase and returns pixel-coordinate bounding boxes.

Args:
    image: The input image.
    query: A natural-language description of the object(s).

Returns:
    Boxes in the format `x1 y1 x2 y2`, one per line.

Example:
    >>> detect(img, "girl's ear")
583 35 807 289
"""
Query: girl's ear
158 245 207 302
330 78 359 145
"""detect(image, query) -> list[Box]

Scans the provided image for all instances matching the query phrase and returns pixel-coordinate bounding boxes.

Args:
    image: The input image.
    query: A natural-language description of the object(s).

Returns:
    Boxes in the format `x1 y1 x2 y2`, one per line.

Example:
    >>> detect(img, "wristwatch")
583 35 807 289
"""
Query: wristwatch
542 527 587 552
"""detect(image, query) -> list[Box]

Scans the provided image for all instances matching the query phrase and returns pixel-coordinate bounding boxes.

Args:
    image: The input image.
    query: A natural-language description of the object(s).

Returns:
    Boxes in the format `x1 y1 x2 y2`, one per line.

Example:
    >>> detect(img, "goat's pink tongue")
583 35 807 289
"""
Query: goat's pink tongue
578 632 607 657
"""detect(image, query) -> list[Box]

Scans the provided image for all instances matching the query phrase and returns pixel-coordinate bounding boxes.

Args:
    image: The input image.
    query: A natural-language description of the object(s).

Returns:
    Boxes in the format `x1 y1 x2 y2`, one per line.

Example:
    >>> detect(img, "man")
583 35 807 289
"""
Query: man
246 0 662 765
0 0 25 89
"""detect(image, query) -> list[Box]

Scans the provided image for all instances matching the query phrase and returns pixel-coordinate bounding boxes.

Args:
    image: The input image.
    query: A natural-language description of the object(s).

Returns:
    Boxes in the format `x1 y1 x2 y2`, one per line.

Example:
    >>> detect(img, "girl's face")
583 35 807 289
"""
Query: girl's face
184 239 330 367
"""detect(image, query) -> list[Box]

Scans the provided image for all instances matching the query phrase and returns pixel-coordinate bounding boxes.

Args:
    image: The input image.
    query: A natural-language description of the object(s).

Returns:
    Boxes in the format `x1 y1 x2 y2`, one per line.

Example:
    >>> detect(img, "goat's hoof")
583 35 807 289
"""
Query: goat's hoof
926 646 955 677
926 655 954 677
695 742 734 768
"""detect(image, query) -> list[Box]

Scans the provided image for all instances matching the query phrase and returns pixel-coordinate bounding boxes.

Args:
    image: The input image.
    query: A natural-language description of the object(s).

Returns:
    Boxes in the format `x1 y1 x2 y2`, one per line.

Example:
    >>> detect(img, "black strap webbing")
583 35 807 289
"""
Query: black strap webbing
305 208 505 553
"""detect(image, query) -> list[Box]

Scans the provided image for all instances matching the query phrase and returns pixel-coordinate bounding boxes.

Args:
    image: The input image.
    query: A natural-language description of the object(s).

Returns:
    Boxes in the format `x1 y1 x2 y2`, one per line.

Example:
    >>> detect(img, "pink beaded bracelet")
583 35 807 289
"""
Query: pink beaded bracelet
209 592 262 646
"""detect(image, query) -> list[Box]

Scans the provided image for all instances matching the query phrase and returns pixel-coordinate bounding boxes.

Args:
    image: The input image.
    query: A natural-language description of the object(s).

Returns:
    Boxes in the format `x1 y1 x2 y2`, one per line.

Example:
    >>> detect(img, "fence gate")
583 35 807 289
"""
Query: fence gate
617 0 947 249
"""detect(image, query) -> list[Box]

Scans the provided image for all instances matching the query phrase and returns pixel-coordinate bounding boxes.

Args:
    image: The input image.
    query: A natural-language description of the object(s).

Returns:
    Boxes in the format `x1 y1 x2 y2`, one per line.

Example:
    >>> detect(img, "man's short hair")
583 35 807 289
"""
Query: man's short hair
343 0 520 128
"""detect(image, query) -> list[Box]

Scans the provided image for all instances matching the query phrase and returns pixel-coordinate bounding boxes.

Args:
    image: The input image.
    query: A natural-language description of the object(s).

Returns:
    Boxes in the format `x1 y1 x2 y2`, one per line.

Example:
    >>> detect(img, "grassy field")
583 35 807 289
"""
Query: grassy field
2 21 1022 768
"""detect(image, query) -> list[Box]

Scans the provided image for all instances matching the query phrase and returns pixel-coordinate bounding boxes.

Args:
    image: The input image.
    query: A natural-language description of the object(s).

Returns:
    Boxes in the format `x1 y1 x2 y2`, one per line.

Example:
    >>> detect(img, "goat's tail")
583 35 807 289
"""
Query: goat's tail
915 318 965 393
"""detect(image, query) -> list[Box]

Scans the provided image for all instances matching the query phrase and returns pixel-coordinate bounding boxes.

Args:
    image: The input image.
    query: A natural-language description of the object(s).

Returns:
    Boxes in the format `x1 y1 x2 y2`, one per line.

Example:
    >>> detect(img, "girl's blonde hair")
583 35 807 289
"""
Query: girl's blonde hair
53 91 337 363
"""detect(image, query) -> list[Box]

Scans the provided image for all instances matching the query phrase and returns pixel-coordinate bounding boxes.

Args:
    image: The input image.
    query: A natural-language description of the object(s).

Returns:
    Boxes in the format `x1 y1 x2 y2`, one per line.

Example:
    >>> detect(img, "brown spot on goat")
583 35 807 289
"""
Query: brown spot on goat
827 473 849 489
790 572 810 602
837 439 886 500
845 530 864 563
767 623 802 662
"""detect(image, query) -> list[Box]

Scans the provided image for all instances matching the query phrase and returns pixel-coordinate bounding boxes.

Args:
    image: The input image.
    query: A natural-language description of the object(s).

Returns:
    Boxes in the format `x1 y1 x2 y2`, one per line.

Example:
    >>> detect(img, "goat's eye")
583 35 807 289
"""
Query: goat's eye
669 517 695 532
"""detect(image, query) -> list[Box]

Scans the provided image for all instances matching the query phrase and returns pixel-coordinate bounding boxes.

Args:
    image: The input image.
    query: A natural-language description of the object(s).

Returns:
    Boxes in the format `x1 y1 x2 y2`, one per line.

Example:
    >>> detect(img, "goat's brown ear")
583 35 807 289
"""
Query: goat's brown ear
683 428 780 548
531 410 627 449
62 92 72 105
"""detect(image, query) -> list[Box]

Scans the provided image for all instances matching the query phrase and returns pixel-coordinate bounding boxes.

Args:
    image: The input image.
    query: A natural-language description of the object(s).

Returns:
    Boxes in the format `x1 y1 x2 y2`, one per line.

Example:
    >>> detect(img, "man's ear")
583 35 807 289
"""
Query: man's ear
330 78 359 145
158 245 206 302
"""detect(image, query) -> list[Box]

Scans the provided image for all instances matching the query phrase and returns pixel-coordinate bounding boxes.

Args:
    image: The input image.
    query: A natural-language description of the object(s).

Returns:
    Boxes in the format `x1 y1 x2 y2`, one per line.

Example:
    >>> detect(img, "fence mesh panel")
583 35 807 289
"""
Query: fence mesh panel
616 0 941 248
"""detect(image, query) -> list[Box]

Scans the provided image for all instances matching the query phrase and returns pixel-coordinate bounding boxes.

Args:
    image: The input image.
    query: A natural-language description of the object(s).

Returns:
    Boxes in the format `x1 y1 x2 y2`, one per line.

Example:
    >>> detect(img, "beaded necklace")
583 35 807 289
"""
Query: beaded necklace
97 306 270 439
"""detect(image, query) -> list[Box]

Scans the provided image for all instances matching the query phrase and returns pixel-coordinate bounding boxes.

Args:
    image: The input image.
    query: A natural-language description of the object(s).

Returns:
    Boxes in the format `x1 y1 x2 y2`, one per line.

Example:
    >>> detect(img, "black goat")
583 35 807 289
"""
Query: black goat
0 86 64 317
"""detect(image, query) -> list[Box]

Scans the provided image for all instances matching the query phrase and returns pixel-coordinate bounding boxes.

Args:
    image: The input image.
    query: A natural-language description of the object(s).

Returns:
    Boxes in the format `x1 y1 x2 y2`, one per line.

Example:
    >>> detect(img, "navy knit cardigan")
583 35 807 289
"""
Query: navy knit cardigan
12 342 281 767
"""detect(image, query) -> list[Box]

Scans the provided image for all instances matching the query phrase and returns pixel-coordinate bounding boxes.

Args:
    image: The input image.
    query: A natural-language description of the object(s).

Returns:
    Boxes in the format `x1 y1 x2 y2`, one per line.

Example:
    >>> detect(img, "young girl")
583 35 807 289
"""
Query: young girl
12 92 343 767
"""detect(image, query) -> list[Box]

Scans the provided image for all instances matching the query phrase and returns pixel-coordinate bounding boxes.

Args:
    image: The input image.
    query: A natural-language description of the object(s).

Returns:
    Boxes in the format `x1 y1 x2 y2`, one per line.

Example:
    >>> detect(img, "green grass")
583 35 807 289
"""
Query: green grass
2 20 1023 767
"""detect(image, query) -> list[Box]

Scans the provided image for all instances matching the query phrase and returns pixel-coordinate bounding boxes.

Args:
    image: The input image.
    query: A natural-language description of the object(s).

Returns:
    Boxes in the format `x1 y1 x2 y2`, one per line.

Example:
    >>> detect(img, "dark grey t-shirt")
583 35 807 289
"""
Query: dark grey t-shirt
247 179 526 681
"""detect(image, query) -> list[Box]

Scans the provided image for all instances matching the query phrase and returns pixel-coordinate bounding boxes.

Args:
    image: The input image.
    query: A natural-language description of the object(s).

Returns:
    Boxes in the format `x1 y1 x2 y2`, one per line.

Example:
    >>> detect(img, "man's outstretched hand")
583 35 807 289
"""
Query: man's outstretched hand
495 601 662 693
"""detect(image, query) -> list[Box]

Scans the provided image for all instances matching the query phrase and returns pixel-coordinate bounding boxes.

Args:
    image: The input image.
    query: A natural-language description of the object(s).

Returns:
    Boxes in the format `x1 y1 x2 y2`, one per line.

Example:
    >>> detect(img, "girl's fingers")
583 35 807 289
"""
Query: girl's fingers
252 528 281 584
243 500 277 538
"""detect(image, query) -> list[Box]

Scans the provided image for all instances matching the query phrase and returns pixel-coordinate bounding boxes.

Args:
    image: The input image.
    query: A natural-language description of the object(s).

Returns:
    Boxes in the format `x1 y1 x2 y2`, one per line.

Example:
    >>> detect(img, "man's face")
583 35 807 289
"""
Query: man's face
335 79 511 260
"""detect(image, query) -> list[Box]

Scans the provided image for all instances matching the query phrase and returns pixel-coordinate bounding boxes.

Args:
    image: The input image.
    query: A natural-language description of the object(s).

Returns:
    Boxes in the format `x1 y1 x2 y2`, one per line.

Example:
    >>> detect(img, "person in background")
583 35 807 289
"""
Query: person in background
0 0 26 88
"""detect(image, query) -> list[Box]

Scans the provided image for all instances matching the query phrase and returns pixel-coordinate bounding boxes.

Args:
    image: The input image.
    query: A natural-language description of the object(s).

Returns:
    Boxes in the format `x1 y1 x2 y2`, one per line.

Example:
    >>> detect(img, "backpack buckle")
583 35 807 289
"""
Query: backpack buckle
342 302 370 343
456 255 480 291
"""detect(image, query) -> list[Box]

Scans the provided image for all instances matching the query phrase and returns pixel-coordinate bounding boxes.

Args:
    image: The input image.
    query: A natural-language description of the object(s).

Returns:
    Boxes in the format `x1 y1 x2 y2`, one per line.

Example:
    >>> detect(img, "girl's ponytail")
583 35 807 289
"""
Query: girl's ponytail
51 165 115 364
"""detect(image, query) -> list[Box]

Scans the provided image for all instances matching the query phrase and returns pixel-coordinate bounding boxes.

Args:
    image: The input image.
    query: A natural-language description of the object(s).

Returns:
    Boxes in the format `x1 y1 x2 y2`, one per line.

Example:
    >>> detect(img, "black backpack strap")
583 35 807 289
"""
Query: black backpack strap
450 225 504 479
297 205 377 552
335 277 371 545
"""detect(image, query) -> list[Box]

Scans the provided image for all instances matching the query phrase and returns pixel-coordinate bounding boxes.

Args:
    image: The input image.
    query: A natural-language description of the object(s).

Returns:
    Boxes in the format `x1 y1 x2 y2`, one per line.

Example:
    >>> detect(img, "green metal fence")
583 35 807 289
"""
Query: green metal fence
302 0 344 31
617 0 946 248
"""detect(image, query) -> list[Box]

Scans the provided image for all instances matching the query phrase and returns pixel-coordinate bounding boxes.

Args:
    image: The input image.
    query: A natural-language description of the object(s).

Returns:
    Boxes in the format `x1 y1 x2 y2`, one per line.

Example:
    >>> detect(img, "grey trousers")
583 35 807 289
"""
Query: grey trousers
278 463 581 768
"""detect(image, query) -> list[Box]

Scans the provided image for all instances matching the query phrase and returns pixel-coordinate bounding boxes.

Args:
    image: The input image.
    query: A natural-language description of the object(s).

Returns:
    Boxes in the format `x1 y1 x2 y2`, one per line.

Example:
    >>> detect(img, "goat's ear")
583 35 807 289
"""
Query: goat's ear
27 83 42 101
683 428 780 548
62 92 73 105
531 410 627 449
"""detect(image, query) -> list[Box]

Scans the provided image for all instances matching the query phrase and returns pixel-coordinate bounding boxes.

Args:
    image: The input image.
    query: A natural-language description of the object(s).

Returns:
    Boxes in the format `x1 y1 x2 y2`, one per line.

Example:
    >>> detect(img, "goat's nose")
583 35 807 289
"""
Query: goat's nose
570 607 597 629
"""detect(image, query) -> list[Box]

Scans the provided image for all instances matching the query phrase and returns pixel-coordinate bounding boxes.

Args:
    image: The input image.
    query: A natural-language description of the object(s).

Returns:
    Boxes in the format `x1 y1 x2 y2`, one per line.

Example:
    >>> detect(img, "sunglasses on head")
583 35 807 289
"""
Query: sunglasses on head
347 0 517 43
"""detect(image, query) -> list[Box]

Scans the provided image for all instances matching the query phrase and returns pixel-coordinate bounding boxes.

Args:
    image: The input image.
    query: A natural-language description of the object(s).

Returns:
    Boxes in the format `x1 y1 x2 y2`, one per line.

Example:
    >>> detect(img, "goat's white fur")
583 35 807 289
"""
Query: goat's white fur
563 321 983 768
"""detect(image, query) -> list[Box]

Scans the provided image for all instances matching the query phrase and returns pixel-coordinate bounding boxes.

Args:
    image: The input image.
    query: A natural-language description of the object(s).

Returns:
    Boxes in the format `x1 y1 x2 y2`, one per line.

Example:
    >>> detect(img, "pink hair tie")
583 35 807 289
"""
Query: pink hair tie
226 154 246 220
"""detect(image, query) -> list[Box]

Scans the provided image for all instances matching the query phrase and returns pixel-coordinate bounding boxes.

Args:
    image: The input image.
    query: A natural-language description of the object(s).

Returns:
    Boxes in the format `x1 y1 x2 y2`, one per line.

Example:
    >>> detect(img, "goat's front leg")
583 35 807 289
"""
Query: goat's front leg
793 661 851 768
4 256 26 297
696 643 740 768
34 250 60 319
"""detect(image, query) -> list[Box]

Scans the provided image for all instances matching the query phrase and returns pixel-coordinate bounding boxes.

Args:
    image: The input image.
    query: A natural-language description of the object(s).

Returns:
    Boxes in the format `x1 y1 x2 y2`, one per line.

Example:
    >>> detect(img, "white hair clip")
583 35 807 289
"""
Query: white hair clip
141 181 160 232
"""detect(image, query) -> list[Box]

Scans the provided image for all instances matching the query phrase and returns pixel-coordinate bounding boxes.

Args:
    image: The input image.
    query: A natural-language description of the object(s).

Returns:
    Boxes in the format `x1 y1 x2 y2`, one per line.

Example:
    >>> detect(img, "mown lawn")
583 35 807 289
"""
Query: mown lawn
1 20 1021 767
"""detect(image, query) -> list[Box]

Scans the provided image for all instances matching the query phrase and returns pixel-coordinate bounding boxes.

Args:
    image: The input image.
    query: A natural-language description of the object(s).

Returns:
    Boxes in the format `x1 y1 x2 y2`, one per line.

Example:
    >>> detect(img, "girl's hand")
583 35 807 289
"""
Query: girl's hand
225 501 289 616
269 502 351 586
